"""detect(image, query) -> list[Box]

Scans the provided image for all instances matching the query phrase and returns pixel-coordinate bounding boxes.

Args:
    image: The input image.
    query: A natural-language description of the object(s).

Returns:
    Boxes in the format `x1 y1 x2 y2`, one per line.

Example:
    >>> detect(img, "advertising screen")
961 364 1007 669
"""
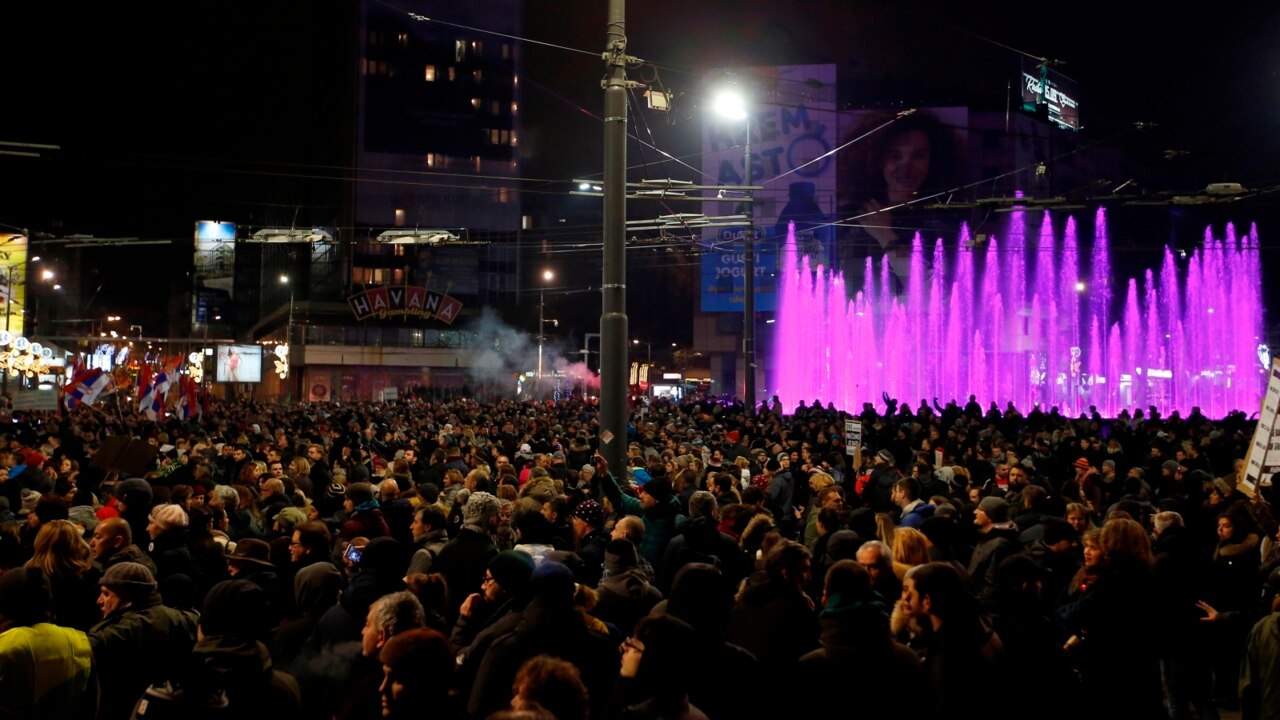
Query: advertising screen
215 344 263 383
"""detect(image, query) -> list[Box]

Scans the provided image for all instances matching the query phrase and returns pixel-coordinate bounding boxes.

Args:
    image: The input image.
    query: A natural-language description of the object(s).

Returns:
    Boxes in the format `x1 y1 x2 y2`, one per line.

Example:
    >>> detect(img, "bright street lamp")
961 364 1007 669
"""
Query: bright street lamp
538 270 555 380
713 83 756 414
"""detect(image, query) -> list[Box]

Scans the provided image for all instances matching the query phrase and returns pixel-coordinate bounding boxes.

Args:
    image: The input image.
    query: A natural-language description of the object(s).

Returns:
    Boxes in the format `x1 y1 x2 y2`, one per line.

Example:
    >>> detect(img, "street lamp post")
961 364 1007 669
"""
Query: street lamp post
713 87 756 414
280 275 294 400
537 270 554 381
631 338 651 366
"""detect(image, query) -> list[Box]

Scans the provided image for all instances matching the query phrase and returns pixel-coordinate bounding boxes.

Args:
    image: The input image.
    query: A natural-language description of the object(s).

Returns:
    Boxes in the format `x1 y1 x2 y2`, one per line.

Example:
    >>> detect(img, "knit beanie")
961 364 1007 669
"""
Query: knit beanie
487 550 535 595
100 561 157 599
116 478 154 506
462 491 502 527
149 503 189 532
977 496 1010 523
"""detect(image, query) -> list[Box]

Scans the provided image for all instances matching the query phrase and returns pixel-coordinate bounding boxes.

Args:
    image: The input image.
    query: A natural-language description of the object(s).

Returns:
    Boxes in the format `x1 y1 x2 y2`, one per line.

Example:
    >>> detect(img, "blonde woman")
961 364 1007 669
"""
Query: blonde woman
26 519 99 630
891 526 932 580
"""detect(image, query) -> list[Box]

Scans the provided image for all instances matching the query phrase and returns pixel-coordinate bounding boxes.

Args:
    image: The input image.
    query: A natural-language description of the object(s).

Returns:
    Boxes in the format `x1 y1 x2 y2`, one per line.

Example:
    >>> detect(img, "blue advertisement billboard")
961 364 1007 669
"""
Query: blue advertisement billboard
701 64 838 312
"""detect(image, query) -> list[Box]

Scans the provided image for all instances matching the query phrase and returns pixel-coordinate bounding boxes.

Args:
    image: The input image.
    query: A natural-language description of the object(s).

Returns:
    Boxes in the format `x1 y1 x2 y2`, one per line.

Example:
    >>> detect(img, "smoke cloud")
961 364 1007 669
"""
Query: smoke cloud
462 307 598 398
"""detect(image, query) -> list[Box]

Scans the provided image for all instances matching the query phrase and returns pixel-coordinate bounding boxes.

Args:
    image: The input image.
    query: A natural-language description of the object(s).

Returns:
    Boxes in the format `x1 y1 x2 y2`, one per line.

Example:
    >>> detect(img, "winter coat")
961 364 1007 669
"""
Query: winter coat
89 592 200 720
0 622 94 719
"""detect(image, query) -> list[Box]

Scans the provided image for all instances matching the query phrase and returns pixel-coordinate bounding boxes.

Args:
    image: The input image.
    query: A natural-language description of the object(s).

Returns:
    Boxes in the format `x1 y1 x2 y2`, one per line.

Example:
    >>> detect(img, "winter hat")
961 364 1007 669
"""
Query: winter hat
201 579 269 639
0 566 51 625
115 478 154 506
529 560 576 605
227 538 275 571
876 449 895 465
640 477 673 504
604 538 641 573
977 496 1010 523
346 482 376 506
487 550 535 595
100 561 158 598
462 491 502 527
18 490 39 517
68 506 99 534
518 443 533 455
272 507 308 530
570 499 604 528
149 504 189 532
1073 458 1090 471
551 451 565 461
1162 460 1186 473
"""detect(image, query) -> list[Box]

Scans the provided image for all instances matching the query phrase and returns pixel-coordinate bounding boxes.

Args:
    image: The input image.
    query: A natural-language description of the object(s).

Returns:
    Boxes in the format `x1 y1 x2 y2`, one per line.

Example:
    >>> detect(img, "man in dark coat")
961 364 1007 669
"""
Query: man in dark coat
133 580 302 720
658 491 749 594
88 562 200 720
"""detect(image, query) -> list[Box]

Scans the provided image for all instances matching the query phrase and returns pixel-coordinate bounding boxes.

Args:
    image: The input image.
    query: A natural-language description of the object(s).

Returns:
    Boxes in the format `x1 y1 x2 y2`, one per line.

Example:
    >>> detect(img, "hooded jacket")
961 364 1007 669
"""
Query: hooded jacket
657 515 748 594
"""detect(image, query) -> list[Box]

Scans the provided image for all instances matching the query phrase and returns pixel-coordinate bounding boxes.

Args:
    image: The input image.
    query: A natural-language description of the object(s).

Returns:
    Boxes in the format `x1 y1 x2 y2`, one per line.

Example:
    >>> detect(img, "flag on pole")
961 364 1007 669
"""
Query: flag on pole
64 368 114 410
138 368 172 421
177 376 201 421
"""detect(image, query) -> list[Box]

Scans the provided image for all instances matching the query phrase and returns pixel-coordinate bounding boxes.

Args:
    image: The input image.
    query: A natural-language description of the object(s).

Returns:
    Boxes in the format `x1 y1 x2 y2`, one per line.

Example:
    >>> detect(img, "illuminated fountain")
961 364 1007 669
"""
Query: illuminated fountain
772 208 1266 418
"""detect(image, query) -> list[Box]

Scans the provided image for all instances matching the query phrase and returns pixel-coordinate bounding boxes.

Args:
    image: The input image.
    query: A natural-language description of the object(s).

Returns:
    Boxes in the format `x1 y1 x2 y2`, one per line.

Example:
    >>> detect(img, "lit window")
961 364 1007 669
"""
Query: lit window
471 40 482 53
398 33 408 47
455 40 465 61
473 69 483 83
448 67 456 81
394 208 405 227
471 98 481 110
490 128 500 144
522 215 532 230
425 153 436 168
491 101 500 115
424 65 436 82
473 156 482 170
502 43 511 59
509 132 517 147
499 187 510 203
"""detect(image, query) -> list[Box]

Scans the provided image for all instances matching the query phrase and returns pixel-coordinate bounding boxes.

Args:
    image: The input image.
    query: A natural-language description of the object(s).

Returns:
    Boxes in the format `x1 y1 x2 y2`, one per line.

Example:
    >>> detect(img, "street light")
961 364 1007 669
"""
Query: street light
632 338 652 366
713 85 756 414
537 270 555 380
280 275 294 399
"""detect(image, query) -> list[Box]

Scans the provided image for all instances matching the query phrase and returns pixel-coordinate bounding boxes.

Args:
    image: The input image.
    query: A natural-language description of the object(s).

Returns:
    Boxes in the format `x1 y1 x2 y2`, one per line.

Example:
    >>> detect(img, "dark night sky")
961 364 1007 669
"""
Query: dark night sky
1 2 1278 338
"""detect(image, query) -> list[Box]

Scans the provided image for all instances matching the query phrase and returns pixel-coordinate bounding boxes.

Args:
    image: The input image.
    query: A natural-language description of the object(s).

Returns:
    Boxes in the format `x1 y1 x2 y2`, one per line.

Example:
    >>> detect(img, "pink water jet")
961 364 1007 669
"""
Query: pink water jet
772 209 1266 418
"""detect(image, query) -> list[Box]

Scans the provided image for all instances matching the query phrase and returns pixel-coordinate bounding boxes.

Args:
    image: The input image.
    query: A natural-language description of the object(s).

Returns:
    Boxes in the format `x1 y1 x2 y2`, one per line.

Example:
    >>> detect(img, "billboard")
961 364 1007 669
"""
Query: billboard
1020 59 1080 131
215 344 263 383
0 234 27 337
701 64 838 312
193 221 236 326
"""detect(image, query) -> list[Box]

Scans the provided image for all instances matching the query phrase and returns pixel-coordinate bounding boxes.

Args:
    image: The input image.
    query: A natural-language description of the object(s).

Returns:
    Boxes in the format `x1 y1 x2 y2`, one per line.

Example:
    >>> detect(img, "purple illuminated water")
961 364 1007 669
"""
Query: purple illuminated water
773 209 1266 418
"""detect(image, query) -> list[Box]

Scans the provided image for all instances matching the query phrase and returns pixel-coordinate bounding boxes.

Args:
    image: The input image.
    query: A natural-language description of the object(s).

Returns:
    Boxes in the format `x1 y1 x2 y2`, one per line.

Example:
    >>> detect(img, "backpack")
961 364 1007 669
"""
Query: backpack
134 680 232 720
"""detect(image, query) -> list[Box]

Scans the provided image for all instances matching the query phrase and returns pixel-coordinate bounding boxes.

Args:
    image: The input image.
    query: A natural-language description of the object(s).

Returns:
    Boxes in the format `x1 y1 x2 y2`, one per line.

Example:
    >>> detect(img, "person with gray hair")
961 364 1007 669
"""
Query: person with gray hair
855 540 902 603
658 491 749 593
361 591 427 658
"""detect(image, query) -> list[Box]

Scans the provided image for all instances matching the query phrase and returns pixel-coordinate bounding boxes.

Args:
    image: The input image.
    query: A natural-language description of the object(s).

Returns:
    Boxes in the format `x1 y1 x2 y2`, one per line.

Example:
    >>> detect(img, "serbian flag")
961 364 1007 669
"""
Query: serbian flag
138 368 172 421
64 368 114 410
177 376 201 421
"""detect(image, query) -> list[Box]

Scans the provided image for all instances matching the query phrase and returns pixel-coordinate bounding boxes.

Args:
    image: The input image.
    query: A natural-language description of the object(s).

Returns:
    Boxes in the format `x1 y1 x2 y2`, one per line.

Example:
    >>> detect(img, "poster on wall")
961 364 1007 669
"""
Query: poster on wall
215 344 263 383
305 370 331 402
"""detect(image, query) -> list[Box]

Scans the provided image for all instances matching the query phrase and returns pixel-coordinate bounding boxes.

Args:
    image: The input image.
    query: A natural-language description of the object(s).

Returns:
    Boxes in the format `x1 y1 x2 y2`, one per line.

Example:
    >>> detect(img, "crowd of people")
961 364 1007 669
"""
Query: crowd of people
0 390 1277 720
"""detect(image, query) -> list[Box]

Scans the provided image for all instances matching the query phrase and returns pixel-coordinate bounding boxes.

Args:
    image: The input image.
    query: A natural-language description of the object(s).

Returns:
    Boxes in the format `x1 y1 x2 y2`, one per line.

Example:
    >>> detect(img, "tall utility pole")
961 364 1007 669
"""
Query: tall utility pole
600 0 629 474
742 118 755 416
